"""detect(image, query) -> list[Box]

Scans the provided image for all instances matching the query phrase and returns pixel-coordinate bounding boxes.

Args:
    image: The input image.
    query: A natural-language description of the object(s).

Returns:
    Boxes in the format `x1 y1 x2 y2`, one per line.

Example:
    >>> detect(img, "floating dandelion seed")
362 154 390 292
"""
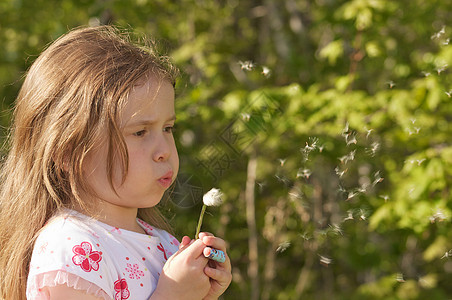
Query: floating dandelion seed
339 150 356 164
431 26 445 40
346 191 358 201
300 232 312 241
396 273 406 283
335 166 348 178
372 171 384 186
195 188 223 239
257 181 266 192
276 241 291 253
380 195 390 202
406 127 420 135
328 224 343 236
238 60 255 71
365 127 373 139
445 90 452 98
319 255 333 267
346 133 357 146
366 142 380 157
422 71 431 77
441 250 452 259
416 159 426 166
241 113 251 121
300 138 319 161
443 38 450 46
357 183 369 194
278 158 286 166
410 118 416 124
386 81 396 88
297 168 312 179
343 210 354 221
288 191 303 200
341 122 350 136
359 209 368 221
436 64 448 75
429 209 448 223
261 66 271 77
275 174 291 186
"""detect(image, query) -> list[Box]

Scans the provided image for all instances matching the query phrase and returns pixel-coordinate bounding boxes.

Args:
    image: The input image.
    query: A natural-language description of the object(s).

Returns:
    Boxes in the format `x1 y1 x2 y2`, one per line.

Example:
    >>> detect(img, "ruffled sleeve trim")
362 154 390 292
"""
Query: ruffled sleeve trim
27 270 111 300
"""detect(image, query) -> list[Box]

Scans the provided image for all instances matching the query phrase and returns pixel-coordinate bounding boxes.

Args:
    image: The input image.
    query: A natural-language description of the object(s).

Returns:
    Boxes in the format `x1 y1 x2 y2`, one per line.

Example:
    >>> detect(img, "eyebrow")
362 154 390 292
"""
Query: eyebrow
125 115 176 127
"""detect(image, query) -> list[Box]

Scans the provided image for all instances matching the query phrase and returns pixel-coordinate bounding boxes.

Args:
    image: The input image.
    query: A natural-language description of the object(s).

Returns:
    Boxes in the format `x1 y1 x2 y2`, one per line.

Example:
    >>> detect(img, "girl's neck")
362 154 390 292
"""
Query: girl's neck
72 203 146 234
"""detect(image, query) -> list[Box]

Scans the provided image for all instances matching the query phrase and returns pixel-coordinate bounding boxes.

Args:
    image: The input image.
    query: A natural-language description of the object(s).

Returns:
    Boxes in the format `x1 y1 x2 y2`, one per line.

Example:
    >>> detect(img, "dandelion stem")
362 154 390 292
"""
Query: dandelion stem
195 204 207 239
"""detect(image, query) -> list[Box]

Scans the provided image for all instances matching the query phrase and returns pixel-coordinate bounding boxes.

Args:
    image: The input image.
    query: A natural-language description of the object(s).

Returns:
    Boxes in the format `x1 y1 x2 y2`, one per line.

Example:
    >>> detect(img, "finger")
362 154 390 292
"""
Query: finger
179 236 192 250
201 236 227 251
198 232 213 239
183 239 209 259
204 265 232 285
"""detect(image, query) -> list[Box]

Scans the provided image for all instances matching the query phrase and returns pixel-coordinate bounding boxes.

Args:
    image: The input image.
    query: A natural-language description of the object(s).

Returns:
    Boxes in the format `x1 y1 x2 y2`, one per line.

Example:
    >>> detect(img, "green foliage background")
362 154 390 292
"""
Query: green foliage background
1 0 452 299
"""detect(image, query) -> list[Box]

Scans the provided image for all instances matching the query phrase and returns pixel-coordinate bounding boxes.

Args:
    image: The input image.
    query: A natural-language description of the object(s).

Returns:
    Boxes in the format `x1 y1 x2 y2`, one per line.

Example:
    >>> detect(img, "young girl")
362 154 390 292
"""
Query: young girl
0 26 232 300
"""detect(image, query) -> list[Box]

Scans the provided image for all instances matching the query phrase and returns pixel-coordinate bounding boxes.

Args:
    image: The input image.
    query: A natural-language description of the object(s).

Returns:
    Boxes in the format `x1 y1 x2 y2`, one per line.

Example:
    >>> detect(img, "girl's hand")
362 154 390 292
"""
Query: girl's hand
151 239 210 300
198 232 232 300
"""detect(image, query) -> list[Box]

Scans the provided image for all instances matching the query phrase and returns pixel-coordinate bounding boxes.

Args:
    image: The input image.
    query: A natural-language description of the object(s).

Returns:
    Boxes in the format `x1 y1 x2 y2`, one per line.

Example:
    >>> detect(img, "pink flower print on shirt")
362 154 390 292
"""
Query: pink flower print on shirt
38 242 48 254
157 243 168 260
111 227 122 234
114 278 130 300
170 237 180 247
125 263 145 279
137 219 154 235
72 241 102 272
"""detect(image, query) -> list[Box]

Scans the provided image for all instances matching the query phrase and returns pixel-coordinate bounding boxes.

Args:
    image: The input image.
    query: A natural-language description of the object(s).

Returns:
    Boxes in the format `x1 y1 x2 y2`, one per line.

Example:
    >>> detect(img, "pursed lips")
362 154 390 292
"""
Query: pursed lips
157 170 174 188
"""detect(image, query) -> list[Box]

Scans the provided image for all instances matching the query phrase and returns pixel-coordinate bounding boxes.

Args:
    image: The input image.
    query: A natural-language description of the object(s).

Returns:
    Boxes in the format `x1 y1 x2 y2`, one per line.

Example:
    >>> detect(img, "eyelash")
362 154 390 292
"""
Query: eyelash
163 125 175 133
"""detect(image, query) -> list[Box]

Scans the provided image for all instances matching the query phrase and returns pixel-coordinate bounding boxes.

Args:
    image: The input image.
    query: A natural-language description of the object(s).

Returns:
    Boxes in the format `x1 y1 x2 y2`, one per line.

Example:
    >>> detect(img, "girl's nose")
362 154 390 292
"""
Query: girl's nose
152 136 172 162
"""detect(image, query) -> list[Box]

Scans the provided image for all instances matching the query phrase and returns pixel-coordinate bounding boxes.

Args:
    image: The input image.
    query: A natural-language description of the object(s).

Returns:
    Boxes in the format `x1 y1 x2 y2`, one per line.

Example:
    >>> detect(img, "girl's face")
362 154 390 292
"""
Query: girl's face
82 77 179 211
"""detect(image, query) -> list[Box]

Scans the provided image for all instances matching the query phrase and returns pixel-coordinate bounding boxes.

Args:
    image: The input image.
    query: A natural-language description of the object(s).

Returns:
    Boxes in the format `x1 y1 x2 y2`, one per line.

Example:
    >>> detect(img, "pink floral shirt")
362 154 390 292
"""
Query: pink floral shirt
26 210 180 300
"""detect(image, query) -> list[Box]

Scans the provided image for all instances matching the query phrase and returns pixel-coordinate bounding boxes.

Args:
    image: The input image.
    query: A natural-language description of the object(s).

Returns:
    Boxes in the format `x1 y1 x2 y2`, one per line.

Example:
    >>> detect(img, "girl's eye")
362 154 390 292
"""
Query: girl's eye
163 126 175 133
133 130 146 137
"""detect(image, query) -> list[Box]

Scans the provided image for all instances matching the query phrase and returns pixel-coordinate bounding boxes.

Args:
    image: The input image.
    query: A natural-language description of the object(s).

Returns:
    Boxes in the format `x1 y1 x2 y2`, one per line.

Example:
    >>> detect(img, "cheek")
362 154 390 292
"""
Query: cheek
172 145 179 172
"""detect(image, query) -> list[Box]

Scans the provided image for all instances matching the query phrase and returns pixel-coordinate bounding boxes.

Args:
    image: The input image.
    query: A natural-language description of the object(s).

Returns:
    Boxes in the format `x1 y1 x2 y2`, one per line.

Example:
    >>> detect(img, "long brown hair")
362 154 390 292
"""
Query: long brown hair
0 26 179 299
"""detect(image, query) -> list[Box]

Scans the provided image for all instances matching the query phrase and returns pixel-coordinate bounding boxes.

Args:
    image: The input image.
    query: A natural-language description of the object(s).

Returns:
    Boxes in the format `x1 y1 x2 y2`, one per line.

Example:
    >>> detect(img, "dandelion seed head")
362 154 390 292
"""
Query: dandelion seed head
203 188 223 206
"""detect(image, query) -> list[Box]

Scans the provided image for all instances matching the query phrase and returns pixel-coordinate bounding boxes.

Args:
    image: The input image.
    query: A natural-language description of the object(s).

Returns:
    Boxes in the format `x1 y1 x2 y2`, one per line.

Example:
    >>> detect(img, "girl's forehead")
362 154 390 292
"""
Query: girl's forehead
120 78 175 125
